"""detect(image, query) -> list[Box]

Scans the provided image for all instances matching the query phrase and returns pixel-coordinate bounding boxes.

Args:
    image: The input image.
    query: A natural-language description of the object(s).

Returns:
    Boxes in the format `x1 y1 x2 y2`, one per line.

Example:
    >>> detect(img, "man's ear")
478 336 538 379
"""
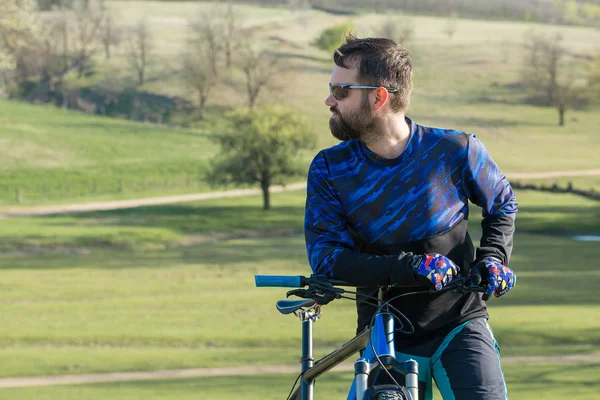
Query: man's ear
373 87 389 111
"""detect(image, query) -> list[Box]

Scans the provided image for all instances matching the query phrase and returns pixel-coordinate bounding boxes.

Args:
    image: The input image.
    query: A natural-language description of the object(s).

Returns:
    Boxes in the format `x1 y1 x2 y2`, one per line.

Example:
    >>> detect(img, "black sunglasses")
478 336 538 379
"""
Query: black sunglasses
329 83 399 100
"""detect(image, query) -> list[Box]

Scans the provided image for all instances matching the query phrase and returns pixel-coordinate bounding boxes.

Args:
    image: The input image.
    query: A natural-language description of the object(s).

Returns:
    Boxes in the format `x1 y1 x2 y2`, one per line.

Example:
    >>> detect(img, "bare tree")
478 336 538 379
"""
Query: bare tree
522 32 585 126
375 18 415 45
221 4 241 68
70 0 104 77
15 20 72 104
99 12 121 60
188 8 222 76
239 43 280 110
126 18 153 85
181 49 218 119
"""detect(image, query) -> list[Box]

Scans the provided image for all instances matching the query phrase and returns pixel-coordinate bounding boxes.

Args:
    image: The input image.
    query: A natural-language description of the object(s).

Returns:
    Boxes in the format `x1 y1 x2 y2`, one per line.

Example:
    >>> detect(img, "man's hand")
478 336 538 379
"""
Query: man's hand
471 258 516 299
413 254 459 291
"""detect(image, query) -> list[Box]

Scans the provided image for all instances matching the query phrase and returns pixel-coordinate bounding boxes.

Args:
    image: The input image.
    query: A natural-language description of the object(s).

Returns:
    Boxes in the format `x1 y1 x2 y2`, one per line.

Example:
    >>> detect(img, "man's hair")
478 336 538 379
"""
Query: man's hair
334 35 413 113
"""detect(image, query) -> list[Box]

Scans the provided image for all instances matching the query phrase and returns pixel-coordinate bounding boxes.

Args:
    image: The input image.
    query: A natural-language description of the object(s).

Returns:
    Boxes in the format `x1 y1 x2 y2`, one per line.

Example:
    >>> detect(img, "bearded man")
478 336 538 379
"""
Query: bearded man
304 35 517 400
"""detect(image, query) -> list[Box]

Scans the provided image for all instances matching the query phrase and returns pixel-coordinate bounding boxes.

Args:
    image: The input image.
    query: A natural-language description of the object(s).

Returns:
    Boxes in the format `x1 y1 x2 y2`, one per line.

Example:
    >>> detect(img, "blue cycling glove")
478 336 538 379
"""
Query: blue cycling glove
472 258 516 299
413 254 459 291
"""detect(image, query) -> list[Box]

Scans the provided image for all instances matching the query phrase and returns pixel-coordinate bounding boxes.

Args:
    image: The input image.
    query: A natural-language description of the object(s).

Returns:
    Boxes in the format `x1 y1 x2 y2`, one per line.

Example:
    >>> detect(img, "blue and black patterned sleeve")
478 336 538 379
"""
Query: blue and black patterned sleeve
461 134 518 266
304 152 355 276
304 152 419 286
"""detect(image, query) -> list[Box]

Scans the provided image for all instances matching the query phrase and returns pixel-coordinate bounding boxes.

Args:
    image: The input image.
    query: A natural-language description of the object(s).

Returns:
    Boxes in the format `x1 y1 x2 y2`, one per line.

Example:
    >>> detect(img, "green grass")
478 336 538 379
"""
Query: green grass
1 362 599 400
0 189 598 379
0 99 219 205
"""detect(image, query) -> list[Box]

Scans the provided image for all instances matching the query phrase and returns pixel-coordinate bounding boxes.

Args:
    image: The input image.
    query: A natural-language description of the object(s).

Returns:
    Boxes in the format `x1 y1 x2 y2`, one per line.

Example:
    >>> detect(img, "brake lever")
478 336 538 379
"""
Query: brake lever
286 289 314 299
443 276 486 294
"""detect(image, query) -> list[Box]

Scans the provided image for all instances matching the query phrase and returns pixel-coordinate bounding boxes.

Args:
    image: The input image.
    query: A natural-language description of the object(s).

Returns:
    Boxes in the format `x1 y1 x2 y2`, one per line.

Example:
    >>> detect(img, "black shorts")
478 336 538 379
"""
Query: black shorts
375 318 507 400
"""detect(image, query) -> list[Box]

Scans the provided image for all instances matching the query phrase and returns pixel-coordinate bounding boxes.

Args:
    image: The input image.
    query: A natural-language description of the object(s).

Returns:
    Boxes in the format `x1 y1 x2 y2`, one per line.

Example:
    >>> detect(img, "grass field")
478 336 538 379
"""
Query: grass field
0 189 598 381
1 1 599 205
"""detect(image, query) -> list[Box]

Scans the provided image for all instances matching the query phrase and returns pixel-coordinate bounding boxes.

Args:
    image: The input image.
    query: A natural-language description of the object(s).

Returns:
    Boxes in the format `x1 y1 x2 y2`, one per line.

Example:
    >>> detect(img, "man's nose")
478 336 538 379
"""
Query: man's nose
325 94 337 107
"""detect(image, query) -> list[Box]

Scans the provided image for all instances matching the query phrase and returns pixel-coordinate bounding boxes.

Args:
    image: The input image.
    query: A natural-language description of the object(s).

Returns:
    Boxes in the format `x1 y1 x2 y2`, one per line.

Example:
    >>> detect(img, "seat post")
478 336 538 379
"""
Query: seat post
299 309 317 400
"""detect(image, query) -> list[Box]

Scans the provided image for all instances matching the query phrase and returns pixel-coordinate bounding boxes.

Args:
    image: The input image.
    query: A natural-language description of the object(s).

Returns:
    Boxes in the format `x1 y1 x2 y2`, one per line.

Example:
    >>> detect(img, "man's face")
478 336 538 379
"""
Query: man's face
326 65 379 142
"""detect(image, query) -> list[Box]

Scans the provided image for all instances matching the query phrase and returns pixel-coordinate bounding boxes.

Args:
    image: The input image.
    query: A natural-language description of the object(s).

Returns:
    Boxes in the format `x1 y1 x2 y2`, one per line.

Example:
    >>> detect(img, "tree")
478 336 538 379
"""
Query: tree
0 0 38 95
99 11 121 60
70 0 104 77
312 22 354 54
13 18 74 105
126 18 152 85
188 7 223 76
375 18 415 45
239 42 281 110
221 3 241 69
522 32 585 126
181 49 217 119
206 105 317 210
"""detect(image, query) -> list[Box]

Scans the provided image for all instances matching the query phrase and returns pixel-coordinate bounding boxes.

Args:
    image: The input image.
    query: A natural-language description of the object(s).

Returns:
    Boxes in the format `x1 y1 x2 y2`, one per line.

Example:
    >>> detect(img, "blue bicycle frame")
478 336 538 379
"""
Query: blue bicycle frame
347 312 418 400
255 275 419 400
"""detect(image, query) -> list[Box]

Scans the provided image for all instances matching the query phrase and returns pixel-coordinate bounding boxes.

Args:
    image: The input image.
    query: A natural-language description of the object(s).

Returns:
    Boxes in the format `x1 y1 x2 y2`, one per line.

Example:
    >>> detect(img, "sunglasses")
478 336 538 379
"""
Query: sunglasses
329 83 399 100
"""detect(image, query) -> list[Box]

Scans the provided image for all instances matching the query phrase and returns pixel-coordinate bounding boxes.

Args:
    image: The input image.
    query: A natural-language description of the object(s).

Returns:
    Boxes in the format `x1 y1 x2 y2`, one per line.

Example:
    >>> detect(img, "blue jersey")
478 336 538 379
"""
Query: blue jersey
304 117 517 341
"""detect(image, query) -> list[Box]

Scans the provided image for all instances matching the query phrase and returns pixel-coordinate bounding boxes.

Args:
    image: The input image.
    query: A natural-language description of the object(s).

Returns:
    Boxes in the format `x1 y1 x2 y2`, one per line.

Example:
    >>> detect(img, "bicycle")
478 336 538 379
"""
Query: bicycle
254 274 485 400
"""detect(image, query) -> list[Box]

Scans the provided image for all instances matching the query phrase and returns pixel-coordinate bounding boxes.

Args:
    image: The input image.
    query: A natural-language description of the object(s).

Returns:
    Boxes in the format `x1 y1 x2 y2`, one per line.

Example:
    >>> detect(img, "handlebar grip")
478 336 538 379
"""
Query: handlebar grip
470 268 490 301
255 275 303 288
470 268 482 286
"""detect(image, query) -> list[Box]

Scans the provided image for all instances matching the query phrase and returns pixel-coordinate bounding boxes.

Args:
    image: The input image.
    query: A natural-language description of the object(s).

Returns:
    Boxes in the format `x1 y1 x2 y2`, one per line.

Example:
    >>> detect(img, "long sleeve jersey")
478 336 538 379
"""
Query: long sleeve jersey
304 117 517 344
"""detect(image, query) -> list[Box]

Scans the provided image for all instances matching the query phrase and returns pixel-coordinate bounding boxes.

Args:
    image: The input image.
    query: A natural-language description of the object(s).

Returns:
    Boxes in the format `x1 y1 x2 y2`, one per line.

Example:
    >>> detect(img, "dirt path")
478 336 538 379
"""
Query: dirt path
1 169 599 218
0 353 598 388
0 183 307 217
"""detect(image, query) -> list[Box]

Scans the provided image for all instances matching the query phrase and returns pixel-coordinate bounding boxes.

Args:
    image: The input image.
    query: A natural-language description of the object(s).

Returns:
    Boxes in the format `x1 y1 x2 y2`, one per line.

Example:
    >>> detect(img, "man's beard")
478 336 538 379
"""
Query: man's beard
329 96 380 143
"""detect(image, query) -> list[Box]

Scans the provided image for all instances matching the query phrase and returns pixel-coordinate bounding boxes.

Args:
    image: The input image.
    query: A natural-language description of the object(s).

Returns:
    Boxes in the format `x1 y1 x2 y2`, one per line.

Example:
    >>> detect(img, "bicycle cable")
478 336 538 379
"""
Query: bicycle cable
285 370 304 400
367 288 430 391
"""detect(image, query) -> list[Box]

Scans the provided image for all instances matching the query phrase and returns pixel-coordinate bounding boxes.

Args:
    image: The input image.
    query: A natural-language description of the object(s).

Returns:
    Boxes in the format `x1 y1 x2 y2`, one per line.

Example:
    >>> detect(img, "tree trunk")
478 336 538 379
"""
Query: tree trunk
198 92 206 120
138 69 144 85
104 43 111 60
558 106 565 126
261 182 270 210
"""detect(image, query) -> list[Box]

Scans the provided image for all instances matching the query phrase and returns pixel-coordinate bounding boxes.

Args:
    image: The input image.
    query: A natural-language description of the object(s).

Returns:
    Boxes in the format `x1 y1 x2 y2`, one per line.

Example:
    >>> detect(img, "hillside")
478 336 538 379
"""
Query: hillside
1 1 600 205
0 99 216 205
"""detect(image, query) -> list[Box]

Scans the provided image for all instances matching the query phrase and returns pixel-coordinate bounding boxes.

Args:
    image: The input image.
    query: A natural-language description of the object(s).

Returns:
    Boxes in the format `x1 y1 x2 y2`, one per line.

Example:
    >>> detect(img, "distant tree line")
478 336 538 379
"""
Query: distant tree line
1 0 289 123
234 0 600 27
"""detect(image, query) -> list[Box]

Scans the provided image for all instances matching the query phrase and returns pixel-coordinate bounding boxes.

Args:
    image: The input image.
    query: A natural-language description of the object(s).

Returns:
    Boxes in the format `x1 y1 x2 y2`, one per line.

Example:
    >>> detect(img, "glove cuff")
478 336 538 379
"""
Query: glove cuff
390 253 421 286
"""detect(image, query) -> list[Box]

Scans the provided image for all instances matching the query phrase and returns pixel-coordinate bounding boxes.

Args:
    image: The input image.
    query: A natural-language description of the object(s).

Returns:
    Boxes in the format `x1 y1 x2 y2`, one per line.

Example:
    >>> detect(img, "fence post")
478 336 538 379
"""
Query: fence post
16 188 23 204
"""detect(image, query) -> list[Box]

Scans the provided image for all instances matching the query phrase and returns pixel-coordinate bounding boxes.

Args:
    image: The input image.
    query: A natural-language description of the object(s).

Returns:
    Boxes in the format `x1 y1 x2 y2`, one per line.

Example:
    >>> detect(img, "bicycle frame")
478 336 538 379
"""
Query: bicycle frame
255 275 419 400
256 274 483 400
289 304 418 400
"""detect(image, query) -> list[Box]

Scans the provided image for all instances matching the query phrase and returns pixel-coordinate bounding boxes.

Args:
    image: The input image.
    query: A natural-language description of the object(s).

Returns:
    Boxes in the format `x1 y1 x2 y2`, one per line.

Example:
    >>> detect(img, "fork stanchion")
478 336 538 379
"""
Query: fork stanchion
354 358 370 400
404 359 419 400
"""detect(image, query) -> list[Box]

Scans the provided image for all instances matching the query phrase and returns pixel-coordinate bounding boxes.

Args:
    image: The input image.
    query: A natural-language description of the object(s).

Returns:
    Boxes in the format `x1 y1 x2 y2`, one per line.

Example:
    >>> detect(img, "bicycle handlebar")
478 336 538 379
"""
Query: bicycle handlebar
255 274 484 295
255 275 355 288
254 275 304 288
